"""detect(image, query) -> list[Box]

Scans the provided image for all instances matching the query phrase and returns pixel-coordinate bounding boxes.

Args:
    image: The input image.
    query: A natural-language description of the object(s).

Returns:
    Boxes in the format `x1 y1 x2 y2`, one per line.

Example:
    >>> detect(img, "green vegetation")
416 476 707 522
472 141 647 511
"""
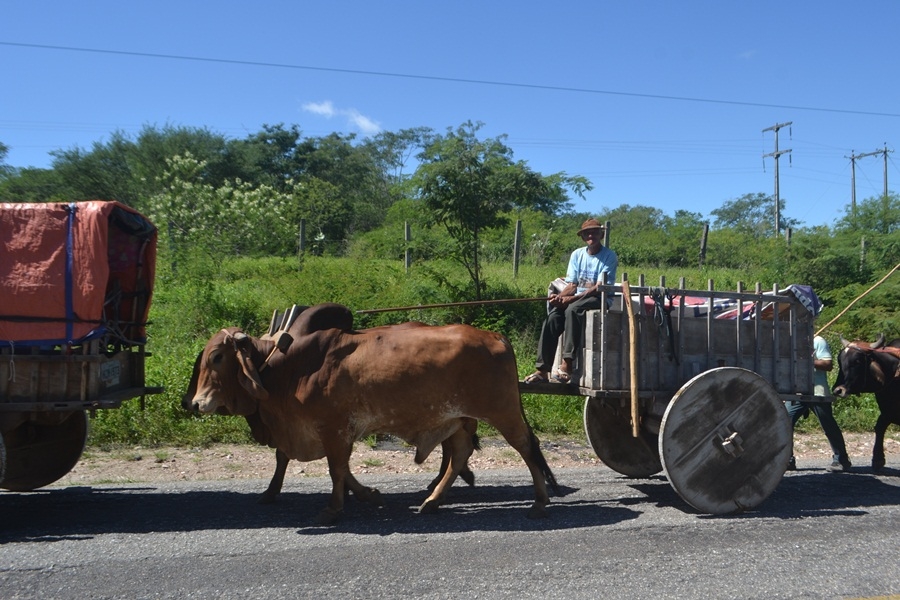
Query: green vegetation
1 124 898 448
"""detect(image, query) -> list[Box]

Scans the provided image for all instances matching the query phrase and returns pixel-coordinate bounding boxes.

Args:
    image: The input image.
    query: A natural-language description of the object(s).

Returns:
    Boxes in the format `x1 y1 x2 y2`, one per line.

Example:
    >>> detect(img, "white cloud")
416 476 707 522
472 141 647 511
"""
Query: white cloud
346 109 381 136
302 100 381 136
302 100 336 118
738 49 757 60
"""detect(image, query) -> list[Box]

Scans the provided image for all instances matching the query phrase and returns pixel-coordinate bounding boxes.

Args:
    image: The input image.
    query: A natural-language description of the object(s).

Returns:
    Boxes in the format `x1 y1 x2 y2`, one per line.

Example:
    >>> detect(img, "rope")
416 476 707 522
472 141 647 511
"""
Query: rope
816 261 900 336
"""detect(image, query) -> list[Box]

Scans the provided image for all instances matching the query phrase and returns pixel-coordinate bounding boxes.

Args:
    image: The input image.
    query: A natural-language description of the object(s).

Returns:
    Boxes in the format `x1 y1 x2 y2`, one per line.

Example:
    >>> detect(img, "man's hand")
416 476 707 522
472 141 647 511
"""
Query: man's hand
548 293 570 308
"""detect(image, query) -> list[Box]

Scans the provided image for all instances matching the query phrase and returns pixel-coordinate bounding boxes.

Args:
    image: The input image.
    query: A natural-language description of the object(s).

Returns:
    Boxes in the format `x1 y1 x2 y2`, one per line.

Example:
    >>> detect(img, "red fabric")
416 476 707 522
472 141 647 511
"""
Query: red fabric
0 201 156 345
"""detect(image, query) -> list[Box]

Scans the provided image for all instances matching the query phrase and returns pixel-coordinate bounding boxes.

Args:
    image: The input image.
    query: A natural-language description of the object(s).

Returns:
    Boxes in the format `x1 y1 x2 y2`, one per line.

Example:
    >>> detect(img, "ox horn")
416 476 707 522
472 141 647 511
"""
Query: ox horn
840 335 850 348
872 333 885 349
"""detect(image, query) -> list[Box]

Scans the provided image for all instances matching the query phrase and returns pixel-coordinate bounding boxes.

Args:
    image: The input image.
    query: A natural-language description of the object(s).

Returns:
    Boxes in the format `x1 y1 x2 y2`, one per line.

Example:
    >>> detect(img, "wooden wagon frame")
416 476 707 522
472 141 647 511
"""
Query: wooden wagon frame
521 276 820 514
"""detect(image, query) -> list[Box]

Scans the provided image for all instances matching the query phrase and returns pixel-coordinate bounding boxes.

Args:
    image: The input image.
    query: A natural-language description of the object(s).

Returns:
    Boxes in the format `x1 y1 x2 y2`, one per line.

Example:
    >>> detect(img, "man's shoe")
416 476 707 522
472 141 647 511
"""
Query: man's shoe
786 456 796 471
829 457 852 472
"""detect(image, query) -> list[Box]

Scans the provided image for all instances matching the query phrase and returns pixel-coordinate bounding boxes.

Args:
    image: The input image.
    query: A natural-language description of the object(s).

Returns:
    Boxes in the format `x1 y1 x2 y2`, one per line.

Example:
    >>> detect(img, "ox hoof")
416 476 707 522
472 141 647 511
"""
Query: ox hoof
527 503 549 519
872 457 886 472
460 468 476 487
358 488 384 506
316 508 342 526
418 498 441 514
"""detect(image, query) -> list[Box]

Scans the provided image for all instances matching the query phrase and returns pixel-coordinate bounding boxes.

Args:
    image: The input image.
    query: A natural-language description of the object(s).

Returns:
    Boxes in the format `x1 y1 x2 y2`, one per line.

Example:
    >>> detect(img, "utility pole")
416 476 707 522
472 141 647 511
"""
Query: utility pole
847 144 893 218
879 143 893 219
762 122 792 235
847 149 880 216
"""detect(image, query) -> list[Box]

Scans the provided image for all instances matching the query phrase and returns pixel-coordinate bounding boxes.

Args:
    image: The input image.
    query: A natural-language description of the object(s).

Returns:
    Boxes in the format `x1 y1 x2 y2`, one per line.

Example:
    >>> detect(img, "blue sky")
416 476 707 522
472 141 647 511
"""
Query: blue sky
3 1 899 228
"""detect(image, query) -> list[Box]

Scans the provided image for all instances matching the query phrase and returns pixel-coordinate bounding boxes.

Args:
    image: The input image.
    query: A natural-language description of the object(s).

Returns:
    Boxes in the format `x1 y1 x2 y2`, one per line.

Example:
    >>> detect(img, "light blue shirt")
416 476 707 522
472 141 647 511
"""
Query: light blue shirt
565 245 618 294
813 335 832 397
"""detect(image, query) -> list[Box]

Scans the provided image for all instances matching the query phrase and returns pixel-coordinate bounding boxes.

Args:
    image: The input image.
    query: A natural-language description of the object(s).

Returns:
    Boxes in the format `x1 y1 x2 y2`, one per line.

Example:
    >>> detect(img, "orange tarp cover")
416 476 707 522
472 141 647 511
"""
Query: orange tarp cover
0 201 157 346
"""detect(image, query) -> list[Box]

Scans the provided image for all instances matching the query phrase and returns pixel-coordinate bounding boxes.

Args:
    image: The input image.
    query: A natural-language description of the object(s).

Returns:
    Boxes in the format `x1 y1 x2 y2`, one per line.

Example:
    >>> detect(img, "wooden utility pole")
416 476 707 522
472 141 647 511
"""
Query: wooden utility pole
847 144 892 220
404 221 412 272
879 143 893 221
847 149 880 216
512 219 522 278
762 122 792 236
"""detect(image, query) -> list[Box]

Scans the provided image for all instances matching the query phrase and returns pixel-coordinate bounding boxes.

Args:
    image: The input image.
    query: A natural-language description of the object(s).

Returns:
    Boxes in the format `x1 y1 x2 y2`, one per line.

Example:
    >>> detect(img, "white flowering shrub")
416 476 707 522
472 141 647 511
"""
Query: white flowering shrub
147 153 296 258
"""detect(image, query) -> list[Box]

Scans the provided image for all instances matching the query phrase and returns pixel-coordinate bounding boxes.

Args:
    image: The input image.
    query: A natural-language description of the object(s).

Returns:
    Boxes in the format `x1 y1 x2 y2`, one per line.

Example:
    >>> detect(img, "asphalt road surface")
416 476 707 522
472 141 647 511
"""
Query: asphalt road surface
2 461 899 600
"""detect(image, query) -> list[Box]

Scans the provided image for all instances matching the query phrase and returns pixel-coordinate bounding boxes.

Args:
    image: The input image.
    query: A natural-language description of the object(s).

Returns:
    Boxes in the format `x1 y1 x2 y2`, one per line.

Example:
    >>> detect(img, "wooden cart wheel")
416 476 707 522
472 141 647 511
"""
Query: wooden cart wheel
659 367 791 514
0 411 89 492
0 430 6 485
584 397 662 478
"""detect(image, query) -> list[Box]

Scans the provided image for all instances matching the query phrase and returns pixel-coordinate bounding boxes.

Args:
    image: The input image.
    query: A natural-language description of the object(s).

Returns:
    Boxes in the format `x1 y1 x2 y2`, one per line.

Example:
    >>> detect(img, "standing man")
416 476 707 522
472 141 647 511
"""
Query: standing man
524 218 617 384
786 335 852 472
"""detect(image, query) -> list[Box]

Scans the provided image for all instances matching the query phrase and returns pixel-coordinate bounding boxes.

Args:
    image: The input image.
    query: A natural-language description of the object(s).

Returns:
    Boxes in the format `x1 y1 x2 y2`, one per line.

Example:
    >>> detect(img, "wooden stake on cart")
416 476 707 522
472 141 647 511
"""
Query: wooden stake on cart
622 279 640 437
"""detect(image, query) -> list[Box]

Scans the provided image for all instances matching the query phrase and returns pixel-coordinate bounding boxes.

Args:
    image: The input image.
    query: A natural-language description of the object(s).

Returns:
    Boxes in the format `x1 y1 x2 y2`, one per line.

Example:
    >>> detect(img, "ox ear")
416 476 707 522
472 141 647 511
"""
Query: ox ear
872 333 885 349
869 360 887 386
233 332 270 401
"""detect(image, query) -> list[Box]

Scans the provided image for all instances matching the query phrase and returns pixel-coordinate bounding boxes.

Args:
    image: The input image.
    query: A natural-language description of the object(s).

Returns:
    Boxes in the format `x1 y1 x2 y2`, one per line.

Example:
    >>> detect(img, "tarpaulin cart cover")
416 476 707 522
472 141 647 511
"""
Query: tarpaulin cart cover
1 201 157 348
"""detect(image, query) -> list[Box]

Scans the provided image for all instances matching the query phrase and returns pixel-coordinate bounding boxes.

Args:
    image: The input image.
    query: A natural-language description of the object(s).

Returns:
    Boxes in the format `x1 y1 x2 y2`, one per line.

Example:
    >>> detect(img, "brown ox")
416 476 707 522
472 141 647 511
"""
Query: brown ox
186 315 558 524
182 303 477 503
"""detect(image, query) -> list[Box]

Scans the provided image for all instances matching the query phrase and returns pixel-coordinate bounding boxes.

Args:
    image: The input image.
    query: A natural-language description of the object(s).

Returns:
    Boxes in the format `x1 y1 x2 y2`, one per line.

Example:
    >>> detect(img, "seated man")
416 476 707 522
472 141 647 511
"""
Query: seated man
524 218 618 384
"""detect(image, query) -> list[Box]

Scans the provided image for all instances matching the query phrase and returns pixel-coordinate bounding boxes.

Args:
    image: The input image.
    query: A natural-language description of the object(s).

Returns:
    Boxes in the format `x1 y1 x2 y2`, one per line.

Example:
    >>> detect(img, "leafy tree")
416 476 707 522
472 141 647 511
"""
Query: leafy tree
834 192 899 236
47 125 230 212
366 127 435 187
664 209 707 268
286 177 352 255
0 142 12 180
0 166 66 203
223 123 305 193
710 192 799 237
600 204 670 267
413 121 590 299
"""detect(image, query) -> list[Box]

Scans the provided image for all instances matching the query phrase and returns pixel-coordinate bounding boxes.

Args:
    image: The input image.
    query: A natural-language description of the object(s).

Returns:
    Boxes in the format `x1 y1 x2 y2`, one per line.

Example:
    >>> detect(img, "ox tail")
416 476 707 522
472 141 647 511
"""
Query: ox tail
472 433 482 452
527 424 560 496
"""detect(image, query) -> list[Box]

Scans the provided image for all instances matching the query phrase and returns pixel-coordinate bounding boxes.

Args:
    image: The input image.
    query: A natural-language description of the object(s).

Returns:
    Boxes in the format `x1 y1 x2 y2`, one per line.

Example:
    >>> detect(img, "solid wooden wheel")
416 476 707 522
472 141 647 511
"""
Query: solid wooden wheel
659 367 791 514
0 411 89 491
0 430 6 485
584 397 662 478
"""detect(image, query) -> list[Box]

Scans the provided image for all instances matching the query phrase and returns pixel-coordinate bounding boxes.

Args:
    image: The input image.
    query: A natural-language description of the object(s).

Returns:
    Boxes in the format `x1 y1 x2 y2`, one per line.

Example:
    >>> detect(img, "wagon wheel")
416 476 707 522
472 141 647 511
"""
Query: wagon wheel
0 411 89 492
0 430 6 485
584 397 662 477
658 367 791 515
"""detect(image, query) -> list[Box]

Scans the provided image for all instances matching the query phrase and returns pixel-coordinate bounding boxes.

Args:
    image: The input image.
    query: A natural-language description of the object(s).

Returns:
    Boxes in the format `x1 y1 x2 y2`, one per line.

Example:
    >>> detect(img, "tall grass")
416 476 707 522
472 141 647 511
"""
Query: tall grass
85 254 886 448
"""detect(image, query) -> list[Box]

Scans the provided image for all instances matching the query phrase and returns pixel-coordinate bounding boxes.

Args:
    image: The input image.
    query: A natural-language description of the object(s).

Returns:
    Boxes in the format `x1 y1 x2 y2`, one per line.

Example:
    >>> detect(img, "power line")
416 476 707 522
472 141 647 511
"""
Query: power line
4 41 900 118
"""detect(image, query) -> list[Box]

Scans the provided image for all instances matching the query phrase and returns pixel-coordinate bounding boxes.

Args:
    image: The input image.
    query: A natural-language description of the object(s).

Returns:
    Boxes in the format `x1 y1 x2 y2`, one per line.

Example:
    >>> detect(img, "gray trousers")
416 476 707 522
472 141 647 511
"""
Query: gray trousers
786 400 848 460
535 295 604 372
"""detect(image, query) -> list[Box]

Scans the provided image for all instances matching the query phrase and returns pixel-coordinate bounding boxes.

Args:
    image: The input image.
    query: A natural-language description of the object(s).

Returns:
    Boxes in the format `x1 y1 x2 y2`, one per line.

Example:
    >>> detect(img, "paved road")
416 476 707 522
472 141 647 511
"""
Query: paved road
2 461 899 600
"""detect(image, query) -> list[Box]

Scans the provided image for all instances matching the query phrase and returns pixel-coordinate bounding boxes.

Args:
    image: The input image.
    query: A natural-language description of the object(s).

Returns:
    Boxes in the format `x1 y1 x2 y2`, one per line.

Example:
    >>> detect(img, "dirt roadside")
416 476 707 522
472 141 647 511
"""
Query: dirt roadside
53 431 900 487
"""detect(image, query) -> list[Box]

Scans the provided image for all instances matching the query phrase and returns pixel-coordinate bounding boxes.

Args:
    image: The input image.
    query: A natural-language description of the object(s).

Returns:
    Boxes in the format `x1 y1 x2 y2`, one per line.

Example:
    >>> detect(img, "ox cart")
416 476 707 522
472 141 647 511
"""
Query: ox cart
0 201 162 491
521 276 821 514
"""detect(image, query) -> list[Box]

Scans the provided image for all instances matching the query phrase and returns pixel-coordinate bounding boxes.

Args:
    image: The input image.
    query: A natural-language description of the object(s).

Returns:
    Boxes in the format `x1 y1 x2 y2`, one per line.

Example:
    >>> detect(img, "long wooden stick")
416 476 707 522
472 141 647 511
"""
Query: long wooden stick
356 296 550 314
816 261 900 336
623 280 640 438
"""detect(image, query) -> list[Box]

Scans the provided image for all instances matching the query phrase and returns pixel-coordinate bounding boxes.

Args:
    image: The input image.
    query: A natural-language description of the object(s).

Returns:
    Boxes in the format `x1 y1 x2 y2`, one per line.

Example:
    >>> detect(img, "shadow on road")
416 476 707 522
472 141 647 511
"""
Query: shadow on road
2 465 896 542
0 477 641 541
